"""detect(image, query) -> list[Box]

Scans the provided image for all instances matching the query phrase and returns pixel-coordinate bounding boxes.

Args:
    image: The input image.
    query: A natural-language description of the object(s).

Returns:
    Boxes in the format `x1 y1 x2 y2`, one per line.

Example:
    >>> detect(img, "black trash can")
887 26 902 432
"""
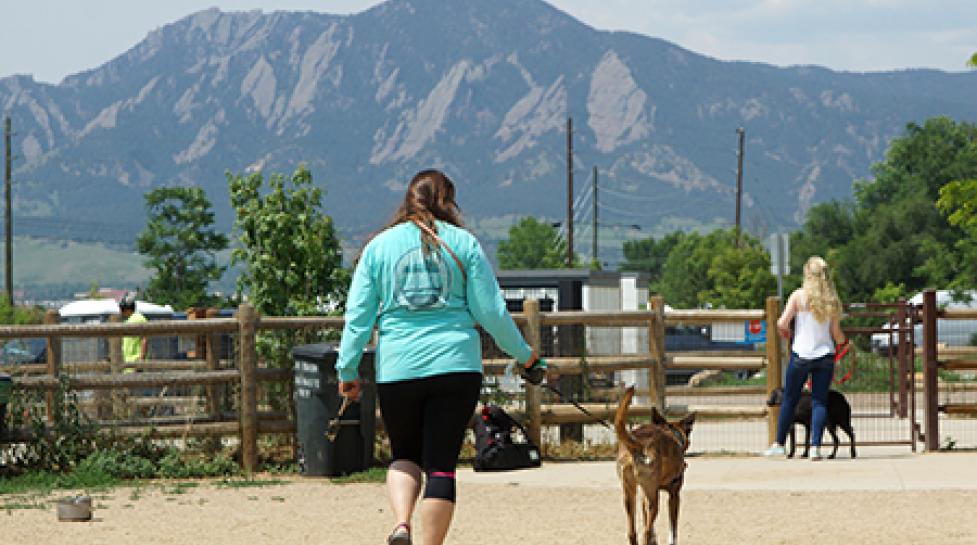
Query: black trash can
292 344 376 477
0 373 11 439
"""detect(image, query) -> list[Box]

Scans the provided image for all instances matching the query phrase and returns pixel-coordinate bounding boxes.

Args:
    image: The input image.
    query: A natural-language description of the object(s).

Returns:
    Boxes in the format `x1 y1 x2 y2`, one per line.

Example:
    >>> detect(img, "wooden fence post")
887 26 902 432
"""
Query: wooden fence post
205 307 221 419
896 299 909 419
238 303 258 472
522 298 542 447
647 296 667 413
922 288 939 451
108 314 124 419
44 310 61 423
765 296 783 446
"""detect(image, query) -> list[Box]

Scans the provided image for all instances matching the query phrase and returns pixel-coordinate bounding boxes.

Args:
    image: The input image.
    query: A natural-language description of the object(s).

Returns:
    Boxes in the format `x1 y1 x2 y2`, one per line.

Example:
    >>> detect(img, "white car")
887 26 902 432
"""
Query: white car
871 290 977 354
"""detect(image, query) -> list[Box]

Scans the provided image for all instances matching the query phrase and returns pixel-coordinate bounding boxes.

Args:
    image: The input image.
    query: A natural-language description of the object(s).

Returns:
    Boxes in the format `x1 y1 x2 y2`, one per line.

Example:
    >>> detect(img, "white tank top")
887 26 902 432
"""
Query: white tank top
792 310 834 359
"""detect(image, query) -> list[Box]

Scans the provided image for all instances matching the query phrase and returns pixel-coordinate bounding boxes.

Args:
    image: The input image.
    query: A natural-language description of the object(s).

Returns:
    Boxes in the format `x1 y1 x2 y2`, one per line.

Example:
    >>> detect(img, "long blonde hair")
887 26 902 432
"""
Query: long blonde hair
802 256 842 323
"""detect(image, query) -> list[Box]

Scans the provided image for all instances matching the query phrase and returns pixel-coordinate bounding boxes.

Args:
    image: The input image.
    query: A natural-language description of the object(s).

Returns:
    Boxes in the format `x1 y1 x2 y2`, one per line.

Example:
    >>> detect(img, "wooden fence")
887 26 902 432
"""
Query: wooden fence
2 297 786 470
0 304 345 473
921 288 977 450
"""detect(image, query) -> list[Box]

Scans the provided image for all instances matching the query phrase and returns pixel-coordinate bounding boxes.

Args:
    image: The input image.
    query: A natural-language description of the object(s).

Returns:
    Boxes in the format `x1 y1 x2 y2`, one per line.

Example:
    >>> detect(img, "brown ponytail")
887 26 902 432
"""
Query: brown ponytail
357 170 464 260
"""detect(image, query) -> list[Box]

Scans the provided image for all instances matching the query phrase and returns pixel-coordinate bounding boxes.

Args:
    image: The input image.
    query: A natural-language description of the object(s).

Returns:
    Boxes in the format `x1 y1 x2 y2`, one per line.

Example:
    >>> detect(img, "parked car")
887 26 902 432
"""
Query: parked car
872 290 977 354
665 325 747 385
1 338 47 365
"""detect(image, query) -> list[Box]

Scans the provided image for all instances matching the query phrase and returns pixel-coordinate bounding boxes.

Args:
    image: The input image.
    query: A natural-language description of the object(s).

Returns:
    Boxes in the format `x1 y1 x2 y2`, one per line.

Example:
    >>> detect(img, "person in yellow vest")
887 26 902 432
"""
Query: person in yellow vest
120 296 148 372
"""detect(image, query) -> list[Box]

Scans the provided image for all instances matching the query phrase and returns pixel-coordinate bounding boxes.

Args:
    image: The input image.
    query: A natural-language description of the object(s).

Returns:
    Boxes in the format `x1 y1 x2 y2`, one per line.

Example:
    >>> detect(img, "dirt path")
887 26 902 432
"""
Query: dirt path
4 454 977 545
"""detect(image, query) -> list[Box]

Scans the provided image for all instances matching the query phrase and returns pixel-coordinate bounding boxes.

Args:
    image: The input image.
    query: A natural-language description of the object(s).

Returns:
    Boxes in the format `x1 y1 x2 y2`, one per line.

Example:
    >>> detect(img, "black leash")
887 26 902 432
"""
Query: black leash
537 381 614 431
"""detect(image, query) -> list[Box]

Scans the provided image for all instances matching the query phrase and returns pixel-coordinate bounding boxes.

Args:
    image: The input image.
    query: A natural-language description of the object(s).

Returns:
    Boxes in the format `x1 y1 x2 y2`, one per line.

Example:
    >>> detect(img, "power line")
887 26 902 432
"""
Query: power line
597 201 649 218
4 116 12 304
735 127 745 247
566 116 573 268
596 184 662 203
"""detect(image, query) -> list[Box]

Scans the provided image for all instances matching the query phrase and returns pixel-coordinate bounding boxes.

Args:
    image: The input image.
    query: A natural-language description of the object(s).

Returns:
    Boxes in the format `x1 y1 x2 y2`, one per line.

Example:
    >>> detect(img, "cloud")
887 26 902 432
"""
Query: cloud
549 0 977 72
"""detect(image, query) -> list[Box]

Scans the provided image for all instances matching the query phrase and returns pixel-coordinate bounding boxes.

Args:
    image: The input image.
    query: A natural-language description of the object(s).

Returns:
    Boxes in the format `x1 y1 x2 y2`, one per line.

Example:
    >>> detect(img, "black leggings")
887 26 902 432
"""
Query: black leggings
377 372 482 502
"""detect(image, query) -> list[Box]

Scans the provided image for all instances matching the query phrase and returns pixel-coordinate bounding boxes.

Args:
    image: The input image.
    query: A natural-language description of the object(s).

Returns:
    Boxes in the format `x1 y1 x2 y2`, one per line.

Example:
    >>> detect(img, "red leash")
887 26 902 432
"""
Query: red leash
803 340 853 389
832 340 854 385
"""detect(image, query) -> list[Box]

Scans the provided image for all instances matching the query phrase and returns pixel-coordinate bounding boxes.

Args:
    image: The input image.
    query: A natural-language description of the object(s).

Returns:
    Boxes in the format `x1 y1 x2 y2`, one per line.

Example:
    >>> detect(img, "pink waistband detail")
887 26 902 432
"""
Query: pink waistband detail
430 471 456 478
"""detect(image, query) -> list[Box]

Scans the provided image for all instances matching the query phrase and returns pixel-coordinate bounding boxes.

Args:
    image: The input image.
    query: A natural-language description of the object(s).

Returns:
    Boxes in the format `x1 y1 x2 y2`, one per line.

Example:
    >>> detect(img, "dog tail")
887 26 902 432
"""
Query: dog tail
615 386 641 452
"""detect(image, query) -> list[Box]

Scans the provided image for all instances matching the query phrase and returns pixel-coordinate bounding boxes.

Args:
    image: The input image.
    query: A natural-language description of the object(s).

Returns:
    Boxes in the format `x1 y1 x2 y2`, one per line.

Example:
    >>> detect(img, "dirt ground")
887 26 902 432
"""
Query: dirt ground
4 454 977 545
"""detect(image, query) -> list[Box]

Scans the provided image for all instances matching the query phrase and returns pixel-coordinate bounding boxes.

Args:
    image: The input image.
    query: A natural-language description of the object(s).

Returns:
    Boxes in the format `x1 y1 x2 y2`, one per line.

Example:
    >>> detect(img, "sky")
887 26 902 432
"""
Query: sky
2 0 976 84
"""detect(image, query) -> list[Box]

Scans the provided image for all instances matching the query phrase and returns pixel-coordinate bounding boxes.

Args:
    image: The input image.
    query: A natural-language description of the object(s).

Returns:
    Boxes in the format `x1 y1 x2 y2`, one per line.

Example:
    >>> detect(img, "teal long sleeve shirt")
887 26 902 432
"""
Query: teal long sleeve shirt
336 221 533 383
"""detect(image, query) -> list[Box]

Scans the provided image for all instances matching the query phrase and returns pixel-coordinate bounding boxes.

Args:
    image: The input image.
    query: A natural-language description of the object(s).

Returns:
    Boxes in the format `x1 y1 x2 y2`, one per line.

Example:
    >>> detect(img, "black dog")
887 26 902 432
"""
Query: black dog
767 387 856 459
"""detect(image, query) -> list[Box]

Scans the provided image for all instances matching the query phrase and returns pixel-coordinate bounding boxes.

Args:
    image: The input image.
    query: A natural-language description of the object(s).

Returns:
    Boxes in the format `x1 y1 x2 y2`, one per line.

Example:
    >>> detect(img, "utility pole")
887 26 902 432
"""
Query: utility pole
735 127 745 248
566 116 574 268
3 116 12 305
591 166 598 270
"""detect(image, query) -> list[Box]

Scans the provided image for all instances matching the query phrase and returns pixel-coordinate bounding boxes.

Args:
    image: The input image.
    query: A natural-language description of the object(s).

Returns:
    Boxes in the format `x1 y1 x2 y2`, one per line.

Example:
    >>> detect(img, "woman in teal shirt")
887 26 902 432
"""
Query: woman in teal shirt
336 169 543 545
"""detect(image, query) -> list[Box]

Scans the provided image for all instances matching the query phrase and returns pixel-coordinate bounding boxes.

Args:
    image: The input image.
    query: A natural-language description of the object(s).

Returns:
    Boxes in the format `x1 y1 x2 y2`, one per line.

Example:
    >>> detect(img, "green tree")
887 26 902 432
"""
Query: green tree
620 231 686 281
497 217 573 269
655 231 714 308
136 187 228 310
703 236 777 308
793 117 977 302
228 165 346 316
0 295 44 325
968 53 977 68
937 178 977 287
655 229 775 308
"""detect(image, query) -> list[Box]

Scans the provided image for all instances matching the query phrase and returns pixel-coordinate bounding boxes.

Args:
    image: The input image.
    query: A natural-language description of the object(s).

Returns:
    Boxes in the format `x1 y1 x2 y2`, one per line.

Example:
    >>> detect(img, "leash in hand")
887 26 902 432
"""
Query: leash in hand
515 358 614 431
326 396 352 442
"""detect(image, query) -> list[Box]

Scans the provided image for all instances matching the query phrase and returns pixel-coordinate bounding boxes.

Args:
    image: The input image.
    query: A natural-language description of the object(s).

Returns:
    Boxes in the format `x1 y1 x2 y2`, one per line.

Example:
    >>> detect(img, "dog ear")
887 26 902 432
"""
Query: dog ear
651 406 668 426
680 412 696 435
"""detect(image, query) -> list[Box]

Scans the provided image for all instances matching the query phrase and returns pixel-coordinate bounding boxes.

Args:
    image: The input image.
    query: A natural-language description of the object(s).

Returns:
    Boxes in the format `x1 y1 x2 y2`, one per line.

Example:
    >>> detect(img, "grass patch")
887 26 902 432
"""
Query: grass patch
161 482 200 495
215 477 288 489
1 498 48 511
0 468 119 496
542 439 617 461
329 467 387 484
709 372 766 388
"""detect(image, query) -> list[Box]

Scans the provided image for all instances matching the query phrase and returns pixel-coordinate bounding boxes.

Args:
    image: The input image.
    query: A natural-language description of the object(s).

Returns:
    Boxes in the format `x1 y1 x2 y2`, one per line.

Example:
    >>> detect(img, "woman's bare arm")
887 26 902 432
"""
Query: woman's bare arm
830 316 847 345
777 290 799 338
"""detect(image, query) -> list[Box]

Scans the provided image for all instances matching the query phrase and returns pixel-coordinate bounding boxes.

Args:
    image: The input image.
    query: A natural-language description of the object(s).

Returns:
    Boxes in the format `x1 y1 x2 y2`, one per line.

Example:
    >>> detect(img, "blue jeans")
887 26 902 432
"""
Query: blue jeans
776 352 835 447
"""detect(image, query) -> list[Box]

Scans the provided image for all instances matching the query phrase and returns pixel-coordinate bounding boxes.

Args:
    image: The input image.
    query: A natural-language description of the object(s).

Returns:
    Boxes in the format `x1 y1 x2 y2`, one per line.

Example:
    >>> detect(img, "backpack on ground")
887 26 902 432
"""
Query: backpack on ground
472 404 541 471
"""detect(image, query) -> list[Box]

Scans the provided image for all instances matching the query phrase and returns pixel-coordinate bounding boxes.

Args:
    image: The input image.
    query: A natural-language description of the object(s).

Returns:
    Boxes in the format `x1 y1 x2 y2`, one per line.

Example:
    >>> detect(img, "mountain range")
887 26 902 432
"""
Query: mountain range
3 0 977 274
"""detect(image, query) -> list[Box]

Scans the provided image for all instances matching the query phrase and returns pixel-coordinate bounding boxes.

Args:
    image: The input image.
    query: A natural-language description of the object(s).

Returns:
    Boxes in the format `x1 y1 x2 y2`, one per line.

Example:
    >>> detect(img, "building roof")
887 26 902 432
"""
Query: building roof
59 299 175 318
496 269 649 288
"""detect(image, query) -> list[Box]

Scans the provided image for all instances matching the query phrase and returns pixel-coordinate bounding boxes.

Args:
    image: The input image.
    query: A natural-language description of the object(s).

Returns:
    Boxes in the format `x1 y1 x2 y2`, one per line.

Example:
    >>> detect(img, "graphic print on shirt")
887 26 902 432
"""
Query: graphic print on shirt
393 246 452 311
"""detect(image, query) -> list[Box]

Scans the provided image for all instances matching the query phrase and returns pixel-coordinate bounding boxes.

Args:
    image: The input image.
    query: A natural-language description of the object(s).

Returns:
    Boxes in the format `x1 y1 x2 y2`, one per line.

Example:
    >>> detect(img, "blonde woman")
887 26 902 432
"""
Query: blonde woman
764 256 847 460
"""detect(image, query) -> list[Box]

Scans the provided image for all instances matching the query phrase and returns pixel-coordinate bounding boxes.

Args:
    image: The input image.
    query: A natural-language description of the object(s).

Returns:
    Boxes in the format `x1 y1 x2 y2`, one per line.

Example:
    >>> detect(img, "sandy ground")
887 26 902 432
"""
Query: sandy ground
4 452 977 545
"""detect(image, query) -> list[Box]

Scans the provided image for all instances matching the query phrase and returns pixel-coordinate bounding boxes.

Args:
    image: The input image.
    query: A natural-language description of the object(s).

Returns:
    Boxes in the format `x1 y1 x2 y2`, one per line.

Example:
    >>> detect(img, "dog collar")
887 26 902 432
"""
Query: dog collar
670 427 688 450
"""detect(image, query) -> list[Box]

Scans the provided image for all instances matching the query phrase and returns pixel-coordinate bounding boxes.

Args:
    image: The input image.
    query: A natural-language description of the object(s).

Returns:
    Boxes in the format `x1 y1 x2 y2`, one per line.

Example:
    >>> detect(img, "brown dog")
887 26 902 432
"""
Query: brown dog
615 387 695 545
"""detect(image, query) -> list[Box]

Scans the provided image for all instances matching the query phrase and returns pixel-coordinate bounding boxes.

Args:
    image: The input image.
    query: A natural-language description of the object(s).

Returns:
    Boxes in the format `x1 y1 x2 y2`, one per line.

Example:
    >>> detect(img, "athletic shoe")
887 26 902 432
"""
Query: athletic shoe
388 523 411 545
762 443 785 457
809 447 824 461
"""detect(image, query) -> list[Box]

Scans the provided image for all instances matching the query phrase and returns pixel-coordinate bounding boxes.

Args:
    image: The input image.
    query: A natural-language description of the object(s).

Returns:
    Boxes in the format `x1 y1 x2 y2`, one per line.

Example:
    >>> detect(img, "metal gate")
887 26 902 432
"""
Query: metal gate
839 302 919 452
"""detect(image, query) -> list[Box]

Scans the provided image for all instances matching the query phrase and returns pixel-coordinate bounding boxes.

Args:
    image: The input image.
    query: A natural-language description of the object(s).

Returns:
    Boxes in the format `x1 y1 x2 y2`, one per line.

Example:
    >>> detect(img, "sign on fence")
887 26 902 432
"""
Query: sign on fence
743 319 766 344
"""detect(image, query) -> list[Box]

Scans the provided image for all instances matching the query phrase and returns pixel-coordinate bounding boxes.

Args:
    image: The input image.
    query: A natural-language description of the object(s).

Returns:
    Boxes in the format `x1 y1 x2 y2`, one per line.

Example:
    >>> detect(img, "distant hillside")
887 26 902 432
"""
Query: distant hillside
11 237 149 300
2 0 977 294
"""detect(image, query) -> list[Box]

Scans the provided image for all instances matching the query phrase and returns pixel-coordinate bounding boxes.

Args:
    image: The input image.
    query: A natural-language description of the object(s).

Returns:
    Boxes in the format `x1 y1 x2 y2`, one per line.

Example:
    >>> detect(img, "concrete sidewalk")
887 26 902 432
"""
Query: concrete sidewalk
459 450 977 491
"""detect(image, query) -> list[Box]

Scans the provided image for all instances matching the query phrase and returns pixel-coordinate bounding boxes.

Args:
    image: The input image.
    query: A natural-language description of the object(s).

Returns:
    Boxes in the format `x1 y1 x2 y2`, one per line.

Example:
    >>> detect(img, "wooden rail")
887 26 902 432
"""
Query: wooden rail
667 356 766 370
2 360 215 375
939 309 977 320
665 309 764 326
0 319 239 338
538 403 767 424
940 404 977 416
938 360 977 371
